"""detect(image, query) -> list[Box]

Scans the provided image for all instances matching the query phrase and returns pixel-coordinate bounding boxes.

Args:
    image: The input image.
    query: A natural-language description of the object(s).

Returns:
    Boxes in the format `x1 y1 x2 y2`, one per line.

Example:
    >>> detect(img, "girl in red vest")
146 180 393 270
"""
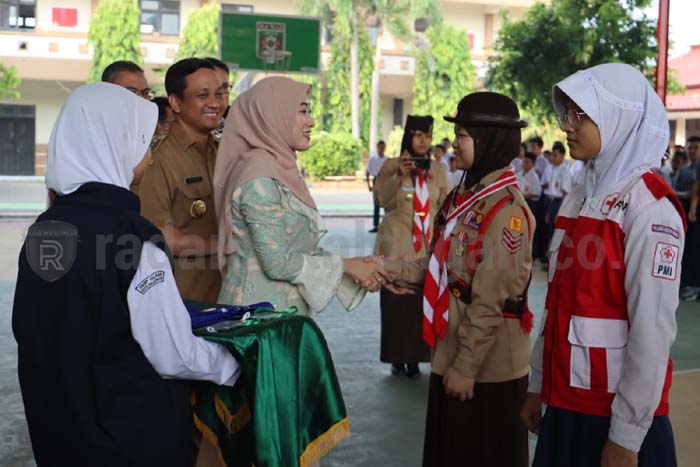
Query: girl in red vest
521 64 684 467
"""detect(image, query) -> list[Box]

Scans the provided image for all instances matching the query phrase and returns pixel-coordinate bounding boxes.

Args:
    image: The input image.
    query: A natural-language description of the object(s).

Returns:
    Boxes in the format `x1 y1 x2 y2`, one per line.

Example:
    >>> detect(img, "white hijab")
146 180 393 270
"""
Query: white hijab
46 83 158 195
553 63 669 198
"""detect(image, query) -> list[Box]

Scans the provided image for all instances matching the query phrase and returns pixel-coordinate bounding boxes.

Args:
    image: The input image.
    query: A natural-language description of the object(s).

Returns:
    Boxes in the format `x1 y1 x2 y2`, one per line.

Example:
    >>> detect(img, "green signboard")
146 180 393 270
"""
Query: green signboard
219 13 321 74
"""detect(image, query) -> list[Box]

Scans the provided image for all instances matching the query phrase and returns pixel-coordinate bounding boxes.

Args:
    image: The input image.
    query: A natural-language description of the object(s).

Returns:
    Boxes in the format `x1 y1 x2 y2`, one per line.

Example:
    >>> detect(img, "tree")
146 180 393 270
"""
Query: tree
175 1 237 101
365 0 411 155
0 63 20 99
366 0 444 153
176 1 220 60
412 25 477 140
87 0 142 83
324 21 374 146
297 0 363 138
486 0 658 128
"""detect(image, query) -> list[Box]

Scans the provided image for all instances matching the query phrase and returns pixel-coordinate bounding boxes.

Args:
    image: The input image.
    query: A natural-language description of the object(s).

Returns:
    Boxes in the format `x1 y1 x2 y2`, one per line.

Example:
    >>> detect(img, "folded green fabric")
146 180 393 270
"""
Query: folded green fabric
193 313 350 467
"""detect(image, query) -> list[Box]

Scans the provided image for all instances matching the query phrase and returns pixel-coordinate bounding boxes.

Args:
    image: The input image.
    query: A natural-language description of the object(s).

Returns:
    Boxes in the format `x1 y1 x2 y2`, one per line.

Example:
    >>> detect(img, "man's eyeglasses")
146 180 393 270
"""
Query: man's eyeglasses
557 108 588 131
127 87 156 100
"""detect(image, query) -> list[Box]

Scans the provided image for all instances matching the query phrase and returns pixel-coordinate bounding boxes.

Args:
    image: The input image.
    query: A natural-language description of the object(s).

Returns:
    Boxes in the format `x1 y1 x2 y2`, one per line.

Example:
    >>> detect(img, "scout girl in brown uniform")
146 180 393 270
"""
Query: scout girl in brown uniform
373 115 450 377
384 93 534 466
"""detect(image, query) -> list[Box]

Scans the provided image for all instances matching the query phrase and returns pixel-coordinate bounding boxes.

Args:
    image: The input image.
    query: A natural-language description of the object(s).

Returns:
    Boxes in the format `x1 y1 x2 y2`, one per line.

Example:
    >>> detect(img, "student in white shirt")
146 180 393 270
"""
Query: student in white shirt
366 140 389 232
529 136 549 178
543 141 572 251
512 142 527 173
432 143 451 172
447 155 465 188
517 151 542 213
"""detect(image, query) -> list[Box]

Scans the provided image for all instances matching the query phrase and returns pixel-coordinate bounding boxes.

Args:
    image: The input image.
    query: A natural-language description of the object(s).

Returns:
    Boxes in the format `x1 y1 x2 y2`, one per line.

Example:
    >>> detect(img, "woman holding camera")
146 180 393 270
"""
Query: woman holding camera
373 115 450 377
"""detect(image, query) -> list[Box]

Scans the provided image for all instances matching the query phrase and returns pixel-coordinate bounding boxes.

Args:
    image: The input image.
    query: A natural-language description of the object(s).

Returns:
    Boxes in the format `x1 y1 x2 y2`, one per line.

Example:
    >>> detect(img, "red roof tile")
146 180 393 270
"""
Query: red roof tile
667 46 700 111
669 45 700 88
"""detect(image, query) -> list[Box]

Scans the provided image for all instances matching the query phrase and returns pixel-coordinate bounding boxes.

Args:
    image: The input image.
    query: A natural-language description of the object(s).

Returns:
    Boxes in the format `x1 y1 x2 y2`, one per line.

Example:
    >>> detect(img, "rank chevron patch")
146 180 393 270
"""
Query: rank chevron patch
501 228 523 254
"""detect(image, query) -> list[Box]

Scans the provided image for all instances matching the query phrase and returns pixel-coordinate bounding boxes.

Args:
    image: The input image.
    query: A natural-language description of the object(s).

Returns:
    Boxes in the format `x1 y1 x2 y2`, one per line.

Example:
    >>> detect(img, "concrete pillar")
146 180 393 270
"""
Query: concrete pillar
676 116 687 145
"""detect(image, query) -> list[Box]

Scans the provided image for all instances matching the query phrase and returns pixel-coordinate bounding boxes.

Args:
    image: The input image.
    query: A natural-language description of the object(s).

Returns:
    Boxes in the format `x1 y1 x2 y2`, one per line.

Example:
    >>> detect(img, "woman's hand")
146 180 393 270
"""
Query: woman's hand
398 151 415 176
601 440 637 467
520 392 542 435
343 257 391 292
443 368 475 401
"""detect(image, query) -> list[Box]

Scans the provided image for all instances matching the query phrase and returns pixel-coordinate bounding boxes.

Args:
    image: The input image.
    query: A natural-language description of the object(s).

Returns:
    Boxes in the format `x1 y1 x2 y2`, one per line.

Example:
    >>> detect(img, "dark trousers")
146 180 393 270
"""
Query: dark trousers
681 202 699 287
531 198 546 260
373 201 381 228
533 406 677 467
543 196 563 253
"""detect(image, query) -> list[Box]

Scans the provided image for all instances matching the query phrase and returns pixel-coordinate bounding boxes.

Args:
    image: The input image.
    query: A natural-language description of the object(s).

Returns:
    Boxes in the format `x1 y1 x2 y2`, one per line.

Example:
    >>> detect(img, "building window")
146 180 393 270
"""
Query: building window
140 0 180 36
687 118 700 138
393 98 404 127
0 104 36 176
0 0 36 31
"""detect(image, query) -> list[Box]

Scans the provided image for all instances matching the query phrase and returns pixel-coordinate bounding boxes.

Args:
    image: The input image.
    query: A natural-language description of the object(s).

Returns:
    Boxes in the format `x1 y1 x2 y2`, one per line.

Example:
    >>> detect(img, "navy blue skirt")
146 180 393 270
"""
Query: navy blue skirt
533 406 677 467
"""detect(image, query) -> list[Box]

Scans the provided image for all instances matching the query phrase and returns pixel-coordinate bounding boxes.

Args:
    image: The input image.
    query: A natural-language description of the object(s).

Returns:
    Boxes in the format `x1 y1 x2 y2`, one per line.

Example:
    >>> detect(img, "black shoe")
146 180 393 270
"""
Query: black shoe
391 363 405 375
369 227 378 233
406 363 420 378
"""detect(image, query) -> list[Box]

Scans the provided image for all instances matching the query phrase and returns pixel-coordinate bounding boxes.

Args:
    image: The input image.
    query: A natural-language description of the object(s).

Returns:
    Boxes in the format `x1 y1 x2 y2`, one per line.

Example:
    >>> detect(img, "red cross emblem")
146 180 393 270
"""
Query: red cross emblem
601 192 620 215
661 247 675 263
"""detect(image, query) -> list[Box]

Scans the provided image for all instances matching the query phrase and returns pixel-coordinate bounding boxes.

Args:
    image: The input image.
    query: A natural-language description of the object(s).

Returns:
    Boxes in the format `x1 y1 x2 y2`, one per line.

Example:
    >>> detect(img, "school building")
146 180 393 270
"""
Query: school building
0 0 537 175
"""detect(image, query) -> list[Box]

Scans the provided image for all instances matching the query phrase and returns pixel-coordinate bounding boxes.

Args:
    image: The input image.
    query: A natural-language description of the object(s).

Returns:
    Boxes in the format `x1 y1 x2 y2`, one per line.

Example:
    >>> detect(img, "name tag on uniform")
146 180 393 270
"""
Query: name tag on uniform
401 186 415 192
185 176 203 184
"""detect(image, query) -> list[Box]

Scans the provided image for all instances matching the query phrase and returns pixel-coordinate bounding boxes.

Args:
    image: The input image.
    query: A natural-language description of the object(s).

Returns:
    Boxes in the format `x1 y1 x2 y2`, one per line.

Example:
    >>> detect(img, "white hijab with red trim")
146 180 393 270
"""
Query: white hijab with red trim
553 63 669 198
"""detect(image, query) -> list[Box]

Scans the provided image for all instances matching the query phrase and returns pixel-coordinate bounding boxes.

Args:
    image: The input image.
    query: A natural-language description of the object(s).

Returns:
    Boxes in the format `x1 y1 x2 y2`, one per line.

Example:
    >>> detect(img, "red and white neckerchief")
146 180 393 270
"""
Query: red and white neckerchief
412 171 431 252
422 169 519 347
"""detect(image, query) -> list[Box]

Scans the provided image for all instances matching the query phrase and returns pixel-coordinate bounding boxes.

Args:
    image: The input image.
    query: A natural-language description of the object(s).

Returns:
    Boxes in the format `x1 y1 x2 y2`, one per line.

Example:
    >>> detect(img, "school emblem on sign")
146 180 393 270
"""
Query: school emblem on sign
25 220 79 282
256 21 286 59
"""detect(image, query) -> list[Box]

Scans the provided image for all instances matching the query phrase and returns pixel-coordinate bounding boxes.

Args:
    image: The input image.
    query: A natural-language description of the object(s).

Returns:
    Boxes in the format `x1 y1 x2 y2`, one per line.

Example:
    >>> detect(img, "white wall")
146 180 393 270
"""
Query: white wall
36 0 93 33
8 80 77 144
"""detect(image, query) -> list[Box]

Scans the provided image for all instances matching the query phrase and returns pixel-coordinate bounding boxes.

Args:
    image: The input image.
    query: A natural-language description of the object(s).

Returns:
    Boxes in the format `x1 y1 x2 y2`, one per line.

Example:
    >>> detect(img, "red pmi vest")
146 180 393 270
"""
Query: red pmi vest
541 172 686 417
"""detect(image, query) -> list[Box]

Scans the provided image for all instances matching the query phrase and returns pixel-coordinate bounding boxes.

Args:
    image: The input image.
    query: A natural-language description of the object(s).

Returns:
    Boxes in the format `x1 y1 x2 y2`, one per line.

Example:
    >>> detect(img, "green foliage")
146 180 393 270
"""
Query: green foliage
176 1 238 102
298 131 363 179
385 125 404 158
412 25 477 139
667 68 685 95
176 2 219 60
410 0 443 29
486 0 657 125
87 0 142 83
324 22 374 146
0 63 21 99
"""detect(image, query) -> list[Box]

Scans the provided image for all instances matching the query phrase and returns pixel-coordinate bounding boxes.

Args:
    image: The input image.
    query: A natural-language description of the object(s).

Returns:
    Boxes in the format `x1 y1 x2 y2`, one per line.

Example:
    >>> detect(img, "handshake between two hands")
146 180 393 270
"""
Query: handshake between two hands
343 255 415 295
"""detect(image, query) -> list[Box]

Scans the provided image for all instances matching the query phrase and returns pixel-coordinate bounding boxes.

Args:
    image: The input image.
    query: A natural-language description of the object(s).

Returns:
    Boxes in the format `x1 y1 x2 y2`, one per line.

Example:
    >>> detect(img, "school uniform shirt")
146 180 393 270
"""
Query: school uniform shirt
13 182 239 467
544 163 572 198
374 158 450 260
139 119 222 303
389 167 534 381
512 156 523 173
569 159 585 179
535 154 550 178
448 169 465 188
366 152 388 178
529 172 685 452
517 168 542 200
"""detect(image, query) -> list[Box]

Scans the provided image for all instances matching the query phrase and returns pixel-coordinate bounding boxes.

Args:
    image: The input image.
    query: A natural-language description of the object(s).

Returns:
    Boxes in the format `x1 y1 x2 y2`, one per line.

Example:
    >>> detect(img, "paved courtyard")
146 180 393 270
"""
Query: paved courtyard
1 215 699 466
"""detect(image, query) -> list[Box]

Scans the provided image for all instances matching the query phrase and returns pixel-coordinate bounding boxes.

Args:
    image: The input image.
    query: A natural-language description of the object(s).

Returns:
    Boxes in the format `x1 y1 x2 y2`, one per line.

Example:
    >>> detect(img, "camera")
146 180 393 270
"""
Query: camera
410 157 431 170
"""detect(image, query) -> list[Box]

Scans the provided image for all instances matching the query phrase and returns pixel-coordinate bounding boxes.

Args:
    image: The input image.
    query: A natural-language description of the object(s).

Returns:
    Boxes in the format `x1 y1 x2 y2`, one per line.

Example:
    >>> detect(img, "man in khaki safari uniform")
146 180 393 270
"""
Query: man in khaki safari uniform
139 58 224 304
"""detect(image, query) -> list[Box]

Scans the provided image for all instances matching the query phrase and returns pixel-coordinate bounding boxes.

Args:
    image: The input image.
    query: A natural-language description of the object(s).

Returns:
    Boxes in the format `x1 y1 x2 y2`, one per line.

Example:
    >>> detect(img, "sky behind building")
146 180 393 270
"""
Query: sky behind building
648 0 700 58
